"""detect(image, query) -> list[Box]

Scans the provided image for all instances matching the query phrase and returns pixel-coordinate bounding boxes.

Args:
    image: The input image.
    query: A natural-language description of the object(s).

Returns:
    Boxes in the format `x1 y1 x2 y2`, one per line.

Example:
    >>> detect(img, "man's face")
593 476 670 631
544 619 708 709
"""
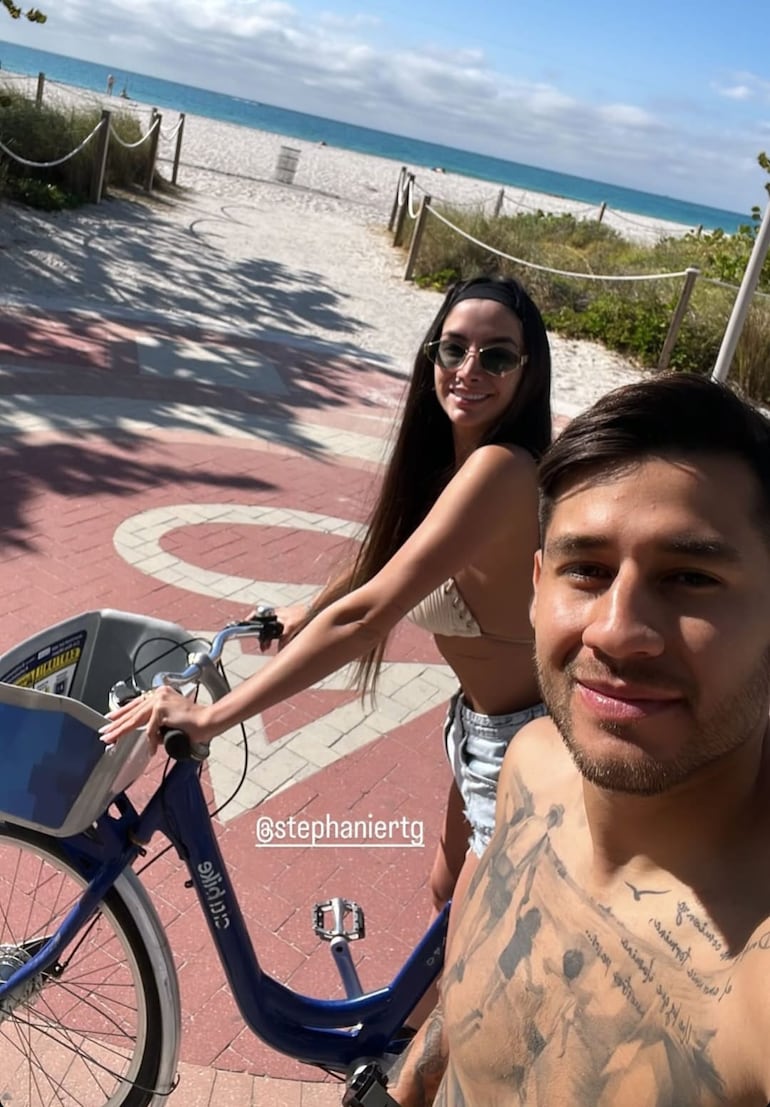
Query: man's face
532 454 770 794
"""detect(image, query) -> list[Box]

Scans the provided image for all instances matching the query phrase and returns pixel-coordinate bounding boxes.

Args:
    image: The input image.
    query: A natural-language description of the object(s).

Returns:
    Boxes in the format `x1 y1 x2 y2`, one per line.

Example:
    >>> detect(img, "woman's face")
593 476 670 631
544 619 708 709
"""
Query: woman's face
433 297 526 452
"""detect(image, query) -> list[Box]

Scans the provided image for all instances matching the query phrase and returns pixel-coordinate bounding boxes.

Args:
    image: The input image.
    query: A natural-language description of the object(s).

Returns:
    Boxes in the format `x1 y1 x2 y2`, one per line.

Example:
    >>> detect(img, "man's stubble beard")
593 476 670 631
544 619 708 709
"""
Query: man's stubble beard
535 648 770 796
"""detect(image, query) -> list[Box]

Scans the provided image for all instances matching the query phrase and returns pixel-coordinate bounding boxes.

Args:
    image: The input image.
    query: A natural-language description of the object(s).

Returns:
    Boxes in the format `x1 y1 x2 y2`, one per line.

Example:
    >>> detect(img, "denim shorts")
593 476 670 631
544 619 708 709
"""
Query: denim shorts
444 690 547 857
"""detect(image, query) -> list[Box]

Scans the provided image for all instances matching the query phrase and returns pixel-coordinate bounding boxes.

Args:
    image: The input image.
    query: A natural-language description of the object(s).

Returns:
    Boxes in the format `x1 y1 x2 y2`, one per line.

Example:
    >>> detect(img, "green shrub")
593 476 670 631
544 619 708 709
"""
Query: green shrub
548 288 672 363
0 84 157 208
8 176 74 209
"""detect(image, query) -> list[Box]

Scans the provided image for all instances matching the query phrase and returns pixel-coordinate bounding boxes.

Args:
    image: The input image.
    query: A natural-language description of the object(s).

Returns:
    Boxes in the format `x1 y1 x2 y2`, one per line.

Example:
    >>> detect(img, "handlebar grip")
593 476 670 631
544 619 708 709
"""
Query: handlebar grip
260 617 283 646
162 727 192 760
161 727 211 762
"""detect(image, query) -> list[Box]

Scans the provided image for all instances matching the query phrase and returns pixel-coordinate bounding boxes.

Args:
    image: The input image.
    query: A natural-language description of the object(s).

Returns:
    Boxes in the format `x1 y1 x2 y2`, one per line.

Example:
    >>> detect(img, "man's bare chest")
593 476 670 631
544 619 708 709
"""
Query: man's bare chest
442 817 767 1106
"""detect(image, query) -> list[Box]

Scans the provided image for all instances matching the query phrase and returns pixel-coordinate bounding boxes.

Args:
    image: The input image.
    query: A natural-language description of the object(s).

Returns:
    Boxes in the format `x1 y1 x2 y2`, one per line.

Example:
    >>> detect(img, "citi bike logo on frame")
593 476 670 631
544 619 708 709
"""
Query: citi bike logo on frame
197 860 231 929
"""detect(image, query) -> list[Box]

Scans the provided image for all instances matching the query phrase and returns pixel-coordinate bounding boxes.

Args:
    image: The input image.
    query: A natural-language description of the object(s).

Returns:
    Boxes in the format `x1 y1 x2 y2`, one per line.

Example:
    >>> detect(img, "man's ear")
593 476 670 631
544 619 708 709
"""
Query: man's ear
529 549 543 628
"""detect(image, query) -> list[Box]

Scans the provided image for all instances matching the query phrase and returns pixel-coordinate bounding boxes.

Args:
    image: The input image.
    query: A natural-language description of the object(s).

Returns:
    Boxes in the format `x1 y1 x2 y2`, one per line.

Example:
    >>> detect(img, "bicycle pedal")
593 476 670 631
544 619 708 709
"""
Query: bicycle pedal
313 897 365 942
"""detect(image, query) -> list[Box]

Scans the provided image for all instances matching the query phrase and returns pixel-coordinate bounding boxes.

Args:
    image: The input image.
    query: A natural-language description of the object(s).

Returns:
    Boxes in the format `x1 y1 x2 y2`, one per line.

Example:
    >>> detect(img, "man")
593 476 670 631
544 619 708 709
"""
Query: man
389 373 770 1106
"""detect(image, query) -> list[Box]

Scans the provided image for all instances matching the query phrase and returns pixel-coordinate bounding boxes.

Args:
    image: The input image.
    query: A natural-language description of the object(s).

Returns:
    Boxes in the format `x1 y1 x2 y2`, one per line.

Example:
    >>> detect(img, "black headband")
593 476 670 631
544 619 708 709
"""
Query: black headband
449 280 523 314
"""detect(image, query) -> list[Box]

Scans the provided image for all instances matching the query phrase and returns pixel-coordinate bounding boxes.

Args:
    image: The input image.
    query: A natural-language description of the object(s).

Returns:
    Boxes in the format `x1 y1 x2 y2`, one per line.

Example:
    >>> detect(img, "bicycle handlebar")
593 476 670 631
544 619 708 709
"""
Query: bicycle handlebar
150 605 284 761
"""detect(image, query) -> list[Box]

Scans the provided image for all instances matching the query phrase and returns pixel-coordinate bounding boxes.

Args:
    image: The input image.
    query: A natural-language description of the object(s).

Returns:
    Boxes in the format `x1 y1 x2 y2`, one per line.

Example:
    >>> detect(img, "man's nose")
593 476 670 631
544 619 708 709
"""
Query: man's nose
582 571 664 659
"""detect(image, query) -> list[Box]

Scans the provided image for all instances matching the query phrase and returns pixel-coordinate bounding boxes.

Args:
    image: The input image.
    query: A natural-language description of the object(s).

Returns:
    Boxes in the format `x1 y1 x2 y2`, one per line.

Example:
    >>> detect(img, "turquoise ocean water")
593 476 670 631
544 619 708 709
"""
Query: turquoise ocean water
0 38 749 232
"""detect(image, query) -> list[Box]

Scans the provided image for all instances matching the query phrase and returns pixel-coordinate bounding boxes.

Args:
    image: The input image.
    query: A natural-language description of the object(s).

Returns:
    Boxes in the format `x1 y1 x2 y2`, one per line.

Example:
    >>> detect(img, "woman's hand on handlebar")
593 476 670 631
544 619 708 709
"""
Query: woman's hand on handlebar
99 686 215 752
246 602 308 651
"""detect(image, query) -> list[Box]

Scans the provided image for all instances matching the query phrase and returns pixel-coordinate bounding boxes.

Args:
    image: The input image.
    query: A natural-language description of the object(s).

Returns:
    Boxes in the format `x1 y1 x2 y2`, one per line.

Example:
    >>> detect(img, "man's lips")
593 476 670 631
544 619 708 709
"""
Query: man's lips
575 679 684 721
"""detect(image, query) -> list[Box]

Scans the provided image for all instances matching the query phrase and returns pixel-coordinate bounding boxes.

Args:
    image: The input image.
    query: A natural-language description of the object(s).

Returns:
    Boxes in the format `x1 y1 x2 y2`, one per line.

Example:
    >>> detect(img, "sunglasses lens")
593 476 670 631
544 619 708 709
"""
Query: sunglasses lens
480 348 517 376
436 341 465 370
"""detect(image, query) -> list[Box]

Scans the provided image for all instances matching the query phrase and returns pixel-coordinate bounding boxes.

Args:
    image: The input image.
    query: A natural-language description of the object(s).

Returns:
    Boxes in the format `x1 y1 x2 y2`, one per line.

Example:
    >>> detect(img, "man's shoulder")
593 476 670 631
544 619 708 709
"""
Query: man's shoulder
507 712 565 766
499 713 574 803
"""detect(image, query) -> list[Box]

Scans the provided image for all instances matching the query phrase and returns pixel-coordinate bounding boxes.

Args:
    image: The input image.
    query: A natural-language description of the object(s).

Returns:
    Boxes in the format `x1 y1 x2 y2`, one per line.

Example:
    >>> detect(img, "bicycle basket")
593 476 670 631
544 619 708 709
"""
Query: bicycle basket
0 681 151 837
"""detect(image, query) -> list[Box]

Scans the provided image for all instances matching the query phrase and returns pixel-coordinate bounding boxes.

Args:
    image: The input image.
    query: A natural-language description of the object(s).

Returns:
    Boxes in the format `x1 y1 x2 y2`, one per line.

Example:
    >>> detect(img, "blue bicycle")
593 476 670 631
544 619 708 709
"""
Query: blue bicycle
0 608 447 1107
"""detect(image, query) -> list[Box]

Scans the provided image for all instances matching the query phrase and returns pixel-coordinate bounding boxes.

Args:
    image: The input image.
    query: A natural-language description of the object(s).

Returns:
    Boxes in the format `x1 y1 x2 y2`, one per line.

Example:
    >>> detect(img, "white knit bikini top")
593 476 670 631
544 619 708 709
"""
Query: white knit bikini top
407 578 532 644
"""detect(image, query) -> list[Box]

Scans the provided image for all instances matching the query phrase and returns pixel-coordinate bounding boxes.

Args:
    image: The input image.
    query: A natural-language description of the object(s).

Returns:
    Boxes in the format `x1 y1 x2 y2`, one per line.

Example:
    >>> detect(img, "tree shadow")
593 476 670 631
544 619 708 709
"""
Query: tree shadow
0 435 275 553
0 194 408 449
0 195 395 357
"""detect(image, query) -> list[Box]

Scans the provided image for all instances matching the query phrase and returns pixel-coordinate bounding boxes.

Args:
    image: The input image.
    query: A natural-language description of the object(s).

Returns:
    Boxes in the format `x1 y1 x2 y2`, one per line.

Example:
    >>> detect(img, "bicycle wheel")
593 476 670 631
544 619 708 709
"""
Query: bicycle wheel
0 822 163 1107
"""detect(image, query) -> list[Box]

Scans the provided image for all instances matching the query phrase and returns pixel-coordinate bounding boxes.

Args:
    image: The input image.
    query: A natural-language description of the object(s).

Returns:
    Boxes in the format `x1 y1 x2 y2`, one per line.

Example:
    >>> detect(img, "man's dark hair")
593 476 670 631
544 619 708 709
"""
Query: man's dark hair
539 373 770 537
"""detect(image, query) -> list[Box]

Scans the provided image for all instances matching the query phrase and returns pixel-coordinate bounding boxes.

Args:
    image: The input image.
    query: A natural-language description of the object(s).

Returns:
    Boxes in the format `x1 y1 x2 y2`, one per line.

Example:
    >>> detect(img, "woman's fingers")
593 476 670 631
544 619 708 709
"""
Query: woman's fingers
100 687 177 747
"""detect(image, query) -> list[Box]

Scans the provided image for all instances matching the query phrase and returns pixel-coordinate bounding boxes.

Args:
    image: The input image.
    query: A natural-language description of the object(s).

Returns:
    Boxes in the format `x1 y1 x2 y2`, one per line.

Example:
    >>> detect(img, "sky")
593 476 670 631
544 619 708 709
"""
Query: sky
4 0 770 214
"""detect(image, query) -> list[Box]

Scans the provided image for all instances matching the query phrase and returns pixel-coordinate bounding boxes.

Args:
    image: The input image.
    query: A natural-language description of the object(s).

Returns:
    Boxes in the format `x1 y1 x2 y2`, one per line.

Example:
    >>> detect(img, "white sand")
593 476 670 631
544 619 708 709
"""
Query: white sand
0 71 657 412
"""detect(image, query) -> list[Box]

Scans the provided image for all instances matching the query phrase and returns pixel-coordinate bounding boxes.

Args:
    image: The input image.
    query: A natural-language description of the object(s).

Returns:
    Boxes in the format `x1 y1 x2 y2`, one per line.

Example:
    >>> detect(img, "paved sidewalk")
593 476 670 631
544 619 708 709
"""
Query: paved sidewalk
0 303 460 1105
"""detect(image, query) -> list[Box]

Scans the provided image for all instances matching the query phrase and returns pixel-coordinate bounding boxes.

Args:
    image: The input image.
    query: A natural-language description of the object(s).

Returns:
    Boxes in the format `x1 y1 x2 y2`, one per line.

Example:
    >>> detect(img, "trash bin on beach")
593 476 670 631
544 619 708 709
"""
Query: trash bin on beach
275 145 301 185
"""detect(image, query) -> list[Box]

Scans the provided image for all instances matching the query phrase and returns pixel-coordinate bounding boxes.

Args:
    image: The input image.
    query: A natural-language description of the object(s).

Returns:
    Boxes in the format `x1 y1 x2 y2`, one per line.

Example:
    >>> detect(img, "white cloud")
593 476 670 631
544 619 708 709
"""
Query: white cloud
598 103 657 129
715 71 770 103
719 85 752 101
318 11 381 29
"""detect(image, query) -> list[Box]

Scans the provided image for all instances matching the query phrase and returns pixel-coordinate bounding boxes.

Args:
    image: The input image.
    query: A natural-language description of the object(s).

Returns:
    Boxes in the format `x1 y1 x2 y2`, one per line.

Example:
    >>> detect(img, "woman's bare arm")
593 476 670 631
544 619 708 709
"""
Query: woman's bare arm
101 444 537 748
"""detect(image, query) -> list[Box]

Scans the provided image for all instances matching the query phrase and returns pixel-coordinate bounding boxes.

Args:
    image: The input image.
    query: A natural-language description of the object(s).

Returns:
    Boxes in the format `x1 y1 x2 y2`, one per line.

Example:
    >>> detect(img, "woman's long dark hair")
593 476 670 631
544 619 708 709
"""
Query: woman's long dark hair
317 276 552 696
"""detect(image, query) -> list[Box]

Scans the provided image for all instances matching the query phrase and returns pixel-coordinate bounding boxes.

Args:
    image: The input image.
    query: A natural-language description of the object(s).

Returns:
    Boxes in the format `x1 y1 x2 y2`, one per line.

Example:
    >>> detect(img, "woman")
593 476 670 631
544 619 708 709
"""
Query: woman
102 275 552 912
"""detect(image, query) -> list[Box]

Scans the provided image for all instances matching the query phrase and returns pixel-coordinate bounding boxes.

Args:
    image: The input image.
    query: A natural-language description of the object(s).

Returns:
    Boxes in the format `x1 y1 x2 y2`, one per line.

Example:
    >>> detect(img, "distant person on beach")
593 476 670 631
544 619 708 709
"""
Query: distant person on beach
106 74 114 95
101 274 552 942
388 373 770 1106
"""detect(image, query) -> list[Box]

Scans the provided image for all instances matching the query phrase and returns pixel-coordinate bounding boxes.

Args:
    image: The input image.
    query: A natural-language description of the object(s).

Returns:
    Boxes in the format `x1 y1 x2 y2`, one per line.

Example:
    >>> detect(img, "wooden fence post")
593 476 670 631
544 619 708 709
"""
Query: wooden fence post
35 71 45 107
404 195 432 281
172 112 186 185
597 201 607 224
388 166 407 232
89 109 111 204
393 173 414 247
657 267 700 372
144 109 161 192
493 188 505 218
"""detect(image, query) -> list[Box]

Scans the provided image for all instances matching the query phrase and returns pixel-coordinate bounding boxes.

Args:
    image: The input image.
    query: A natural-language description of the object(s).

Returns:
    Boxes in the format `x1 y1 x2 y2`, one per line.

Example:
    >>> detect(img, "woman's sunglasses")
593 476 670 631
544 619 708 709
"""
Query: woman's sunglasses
424 338 528 378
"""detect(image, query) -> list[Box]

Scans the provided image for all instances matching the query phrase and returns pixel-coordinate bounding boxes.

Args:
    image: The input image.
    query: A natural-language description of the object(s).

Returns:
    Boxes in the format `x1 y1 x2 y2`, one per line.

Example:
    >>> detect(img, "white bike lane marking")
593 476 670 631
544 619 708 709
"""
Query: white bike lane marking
113 504 455 819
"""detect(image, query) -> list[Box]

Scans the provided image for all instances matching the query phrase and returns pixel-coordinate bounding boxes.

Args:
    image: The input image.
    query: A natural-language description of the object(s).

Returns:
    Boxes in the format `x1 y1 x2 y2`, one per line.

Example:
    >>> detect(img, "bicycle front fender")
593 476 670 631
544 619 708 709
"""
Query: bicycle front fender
113 865 183 1102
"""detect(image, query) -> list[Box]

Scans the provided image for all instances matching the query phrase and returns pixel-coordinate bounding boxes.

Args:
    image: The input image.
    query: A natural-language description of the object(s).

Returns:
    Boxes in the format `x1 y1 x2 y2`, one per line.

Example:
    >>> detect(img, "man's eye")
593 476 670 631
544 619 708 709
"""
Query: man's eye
559 563 610 582
666 570 720 588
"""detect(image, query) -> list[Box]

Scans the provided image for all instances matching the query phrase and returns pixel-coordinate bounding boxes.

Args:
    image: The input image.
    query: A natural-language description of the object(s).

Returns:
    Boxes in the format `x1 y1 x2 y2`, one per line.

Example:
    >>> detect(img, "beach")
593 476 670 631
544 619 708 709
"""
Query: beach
0 72 657 414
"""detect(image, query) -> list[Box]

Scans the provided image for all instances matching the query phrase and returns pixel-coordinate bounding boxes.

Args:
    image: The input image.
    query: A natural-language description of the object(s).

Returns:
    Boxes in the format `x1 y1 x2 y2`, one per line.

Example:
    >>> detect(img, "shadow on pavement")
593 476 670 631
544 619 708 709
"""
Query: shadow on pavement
0 435 275 552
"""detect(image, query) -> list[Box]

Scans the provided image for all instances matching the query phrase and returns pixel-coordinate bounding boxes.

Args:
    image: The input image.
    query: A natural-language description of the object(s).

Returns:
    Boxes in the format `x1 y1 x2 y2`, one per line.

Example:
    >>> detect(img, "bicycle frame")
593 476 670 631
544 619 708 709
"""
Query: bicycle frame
0 755 449 1072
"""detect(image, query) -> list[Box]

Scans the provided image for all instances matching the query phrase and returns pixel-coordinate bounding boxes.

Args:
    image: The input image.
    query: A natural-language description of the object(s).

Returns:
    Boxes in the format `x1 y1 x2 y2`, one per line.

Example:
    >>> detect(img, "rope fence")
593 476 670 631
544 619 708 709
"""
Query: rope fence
0 71 188 196
390 167 768 373
499 188 604 223
426 203 691 283
108 115 159 150
159 117 184 142
0 117 105 168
